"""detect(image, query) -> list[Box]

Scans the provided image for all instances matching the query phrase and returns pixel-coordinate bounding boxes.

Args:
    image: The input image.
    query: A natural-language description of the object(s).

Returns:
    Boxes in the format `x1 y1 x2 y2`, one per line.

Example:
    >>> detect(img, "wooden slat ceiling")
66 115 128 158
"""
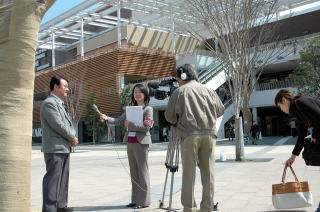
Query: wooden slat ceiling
33 45 175 123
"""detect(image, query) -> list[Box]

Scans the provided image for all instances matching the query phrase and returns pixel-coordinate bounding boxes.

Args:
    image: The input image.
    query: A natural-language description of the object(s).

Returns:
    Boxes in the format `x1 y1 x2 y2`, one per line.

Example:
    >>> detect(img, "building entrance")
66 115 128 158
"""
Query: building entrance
258 107 291 136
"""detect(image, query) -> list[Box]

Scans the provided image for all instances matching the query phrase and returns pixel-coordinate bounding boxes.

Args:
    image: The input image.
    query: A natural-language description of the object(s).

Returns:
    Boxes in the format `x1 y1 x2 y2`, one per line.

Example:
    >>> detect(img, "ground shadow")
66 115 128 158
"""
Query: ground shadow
74 205 127 211
259 210 307 212
215 158 274 163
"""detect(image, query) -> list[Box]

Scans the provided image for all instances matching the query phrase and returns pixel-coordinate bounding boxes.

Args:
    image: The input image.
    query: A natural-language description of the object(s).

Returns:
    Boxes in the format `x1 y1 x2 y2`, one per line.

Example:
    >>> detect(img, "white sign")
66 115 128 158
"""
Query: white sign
32 128 42 137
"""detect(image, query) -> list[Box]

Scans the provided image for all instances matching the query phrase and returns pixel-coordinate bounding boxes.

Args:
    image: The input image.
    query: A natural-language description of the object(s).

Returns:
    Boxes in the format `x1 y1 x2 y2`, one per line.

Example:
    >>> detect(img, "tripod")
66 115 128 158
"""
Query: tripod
159 126 180 212
159 126 219 212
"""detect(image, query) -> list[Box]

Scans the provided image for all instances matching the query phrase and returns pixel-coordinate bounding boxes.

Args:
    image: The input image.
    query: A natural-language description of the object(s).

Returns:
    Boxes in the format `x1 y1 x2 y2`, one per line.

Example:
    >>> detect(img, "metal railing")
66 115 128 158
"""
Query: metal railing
255 80 296 91
35 44 174 76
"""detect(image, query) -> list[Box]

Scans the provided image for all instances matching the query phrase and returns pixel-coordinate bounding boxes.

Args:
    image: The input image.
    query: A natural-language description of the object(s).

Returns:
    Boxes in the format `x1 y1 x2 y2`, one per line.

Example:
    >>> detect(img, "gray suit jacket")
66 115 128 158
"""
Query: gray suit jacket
108 106 153 145
40 94 76 153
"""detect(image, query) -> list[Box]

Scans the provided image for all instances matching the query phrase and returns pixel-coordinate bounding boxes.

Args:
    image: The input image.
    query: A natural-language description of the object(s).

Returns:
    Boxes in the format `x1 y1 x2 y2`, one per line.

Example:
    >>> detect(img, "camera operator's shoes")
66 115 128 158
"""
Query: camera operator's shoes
126 203 136 207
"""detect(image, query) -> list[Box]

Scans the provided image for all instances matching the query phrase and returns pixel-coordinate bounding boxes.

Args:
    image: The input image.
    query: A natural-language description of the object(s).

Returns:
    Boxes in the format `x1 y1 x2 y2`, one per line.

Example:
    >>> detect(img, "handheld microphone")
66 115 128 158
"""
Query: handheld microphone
92 104 101 114
147 81 160 89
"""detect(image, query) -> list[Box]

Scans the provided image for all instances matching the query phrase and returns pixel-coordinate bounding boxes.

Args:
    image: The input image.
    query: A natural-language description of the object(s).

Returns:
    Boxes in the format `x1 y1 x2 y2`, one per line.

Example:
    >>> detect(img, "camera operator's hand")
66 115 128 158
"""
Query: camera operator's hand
100 113 108 122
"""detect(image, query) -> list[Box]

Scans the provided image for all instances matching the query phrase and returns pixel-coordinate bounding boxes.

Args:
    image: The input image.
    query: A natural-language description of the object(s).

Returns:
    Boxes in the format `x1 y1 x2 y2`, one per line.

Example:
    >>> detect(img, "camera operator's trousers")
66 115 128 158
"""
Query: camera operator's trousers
180 134 216 212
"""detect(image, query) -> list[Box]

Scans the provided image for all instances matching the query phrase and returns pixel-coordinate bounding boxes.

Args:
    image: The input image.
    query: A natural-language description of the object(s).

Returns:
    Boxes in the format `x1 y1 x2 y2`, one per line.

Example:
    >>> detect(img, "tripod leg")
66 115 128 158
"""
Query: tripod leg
160 133 175 209
167 172 175 212
160 126 180 212
160 168 169 208
167 141 180 212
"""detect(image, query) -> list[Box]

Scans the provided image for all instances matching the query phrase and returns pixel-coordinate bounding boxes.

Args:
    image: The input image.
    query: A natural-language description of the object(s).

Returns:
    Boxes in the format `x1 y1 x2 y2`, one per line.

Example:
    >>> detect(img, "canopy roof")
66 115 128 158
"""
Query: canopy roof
38 0 320 50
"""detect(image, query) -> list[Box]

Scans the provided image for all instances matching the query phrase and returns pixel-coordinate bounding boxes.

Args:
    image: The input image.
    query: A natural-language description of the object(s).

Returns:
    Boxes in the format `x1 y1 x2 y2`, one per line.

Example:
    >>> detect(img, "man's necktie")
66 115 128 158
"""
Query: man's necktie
62 102 69 114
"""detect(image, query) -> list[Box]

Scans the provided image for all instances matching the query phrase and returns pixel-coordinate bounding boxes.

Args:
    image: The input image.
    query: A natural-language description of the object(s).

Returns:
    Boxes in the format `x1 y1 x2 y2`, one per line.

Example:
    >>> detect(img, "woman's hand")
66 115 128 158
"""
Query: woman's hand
285 154 296 166
124 120 129 128
99 114 108 122
310 138 317 143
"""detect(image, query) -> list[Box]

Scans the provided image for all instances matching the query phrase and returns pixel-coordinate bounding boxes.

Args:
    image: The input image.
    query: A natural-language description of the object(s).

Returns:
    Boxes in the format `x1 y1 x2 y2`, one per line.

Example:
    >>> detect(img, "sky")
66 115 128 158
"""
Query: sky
41 0 86 24
41 0 320 25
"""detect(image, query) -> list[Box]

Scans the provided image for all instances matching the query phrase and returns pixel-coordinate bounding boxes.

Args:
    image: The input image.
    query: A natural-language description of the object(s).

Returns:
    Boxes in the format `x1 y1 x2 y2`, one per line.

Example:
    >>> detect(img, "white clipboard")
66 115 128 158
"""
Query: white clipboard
126 106 143 136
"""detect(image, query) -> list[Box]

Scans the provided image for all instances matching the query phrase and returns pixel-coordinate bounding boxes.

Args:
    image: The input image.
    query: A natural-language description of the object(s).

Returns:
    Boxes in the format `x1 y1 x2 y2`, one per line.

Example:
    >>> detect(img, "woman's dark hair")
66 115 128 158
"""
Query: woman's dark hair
50 76 68 91
131 84 150 106
176 64 198 81
274 89 295 106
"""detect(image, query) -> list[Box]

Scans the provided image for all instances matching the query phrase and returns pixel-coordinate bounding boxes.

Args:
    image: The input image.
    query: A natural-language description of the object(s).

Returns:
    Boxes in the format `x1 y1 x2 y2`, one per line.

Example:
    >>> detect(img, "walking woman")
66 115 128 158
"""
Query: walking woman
100 84 153 209
274 89 320 211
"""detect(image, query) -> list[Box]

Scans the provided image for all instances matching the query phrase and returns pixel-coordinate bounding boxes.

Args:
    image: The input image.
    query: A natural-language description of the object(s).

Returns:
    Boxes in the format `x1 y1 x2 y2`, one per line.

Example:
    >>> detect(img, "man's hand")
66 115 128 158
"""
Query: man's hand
69 137 78 147
100 114 108 122
311 137 317 143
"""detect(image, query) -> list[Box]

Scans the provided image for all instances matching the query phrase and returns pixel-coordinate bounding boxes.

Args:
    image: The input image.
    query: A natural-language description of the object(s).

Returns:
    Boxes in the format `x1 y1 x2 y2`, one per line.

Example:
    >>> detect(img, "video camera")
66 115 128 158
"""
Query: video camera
147 78 178 100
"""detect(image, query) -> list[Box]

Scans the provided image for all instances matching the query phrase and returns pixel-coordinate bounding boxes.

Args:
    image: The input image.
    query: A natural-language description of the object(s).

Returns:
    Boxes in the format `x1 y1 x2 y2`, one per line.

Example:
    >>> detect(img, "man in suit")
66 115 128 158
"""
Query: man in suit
165 64 224 212
41 76 78 212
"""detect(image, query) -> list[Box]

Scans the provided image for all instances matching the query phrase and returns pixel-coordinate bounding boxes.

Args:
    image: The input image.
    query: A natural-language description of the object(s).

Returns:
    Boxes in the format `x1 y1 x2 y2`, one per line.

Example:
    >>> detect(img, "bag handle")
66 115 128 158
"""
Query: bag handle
282 166 300 183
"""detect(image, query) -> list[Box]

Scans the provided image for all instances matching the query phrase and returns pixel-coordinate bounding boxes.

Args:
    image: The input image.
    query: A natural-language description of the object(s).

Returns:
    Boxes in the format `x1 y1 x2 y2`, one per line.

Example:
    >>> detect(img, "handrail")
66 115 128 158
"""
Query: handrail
198 59 220 76
198 63 224 84
255 80 296 91
223 98 233 108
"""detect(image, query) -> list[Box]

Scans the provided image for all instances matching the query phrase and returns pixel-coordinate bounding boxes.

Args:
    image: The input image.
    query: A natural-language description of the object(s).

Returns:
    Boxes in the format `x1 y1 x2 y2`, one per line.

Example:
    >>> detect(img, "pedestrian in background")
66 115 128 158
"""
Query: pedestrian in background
228 123 235 141
250 121 260 145
289 118 297 137
162 127 169 142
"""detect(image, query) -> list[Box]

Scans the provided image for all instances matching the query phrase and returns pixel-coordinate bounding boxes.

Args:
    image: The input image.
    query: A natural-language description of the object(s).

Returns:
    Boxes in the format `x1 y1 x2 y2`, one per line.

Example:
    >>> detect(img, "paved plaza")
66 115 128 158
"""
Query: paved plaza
32 137 320 212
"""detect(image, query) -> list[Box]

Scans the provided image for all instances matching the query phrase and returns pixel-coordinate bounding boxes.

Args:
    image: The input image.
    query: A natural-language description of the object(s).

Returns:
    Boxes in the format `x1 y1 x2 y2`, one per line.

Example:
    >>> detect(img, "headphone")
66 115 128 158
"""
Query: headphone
177 66 188 81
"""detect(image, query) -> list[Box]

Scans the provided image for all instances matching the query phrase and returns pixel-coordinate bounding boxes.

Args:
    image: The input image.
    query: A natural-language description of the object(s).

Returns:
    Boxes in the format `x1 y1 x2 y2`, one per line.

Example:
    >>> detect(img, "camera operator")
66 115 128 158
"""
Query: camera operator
165 64 224 212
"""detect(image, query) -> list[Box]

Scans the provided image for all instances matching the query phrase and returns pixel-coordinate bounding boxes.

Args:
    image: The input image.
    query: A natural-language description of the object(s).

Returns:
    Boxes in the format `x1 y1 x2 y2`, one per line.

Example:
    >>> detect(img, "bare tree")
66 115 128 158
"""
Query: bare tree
0 0 55 211
65 70 86 137
185 0 290 160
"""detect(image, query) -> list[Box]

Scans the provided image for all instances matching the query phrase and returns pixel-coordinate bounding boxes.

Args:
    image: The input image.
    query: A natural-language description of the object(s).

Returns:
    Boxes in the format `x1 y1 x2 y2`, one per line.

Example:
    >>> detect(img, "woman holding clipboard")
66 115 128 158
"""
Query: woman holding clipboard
99 83 153 209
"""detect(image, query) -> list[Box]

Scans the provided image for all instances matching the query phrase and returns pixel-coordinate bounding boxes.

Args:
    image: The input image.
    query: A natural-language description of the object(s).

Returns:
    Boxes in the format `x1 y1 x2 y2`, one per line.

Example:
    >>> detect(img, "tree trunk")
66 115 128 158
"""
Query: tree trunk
0 1 55 211
242 94 252 137
235 117 245 161
93 131 97 144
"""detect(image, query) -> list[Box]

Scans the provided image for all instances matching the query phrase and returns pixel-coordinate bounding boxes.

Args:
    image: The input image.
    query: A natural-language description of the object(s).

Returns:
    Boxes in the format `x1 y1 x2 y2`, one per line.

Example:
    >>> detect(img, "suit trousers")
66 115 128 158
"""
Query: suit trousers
127 143 151 206
180 134 216 212
42 153 70 212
